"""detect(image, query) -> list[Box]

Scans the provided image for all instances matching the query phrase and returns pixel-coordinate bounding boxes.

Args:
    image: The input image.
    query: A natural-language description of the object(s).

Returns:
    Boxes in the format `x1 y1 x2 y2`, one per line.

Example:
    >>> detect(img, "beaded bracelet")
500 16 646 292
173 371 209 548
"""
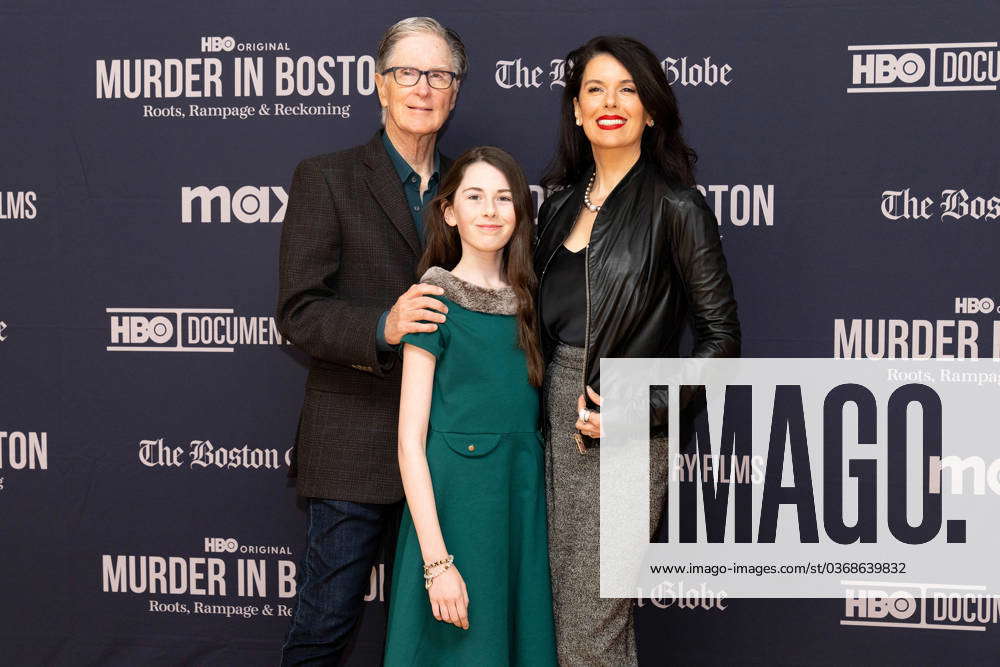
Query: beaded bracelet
423 554 455 590
423 555 453 573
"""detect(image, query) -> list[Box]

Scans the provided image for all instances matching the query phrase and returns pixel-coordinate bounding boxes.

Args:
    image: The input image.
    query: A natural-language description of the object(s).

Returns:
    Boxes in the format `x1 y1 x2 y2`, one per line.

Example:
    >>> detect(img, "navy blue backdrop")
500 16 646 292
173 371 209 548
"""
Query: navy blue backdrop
2 1 999 664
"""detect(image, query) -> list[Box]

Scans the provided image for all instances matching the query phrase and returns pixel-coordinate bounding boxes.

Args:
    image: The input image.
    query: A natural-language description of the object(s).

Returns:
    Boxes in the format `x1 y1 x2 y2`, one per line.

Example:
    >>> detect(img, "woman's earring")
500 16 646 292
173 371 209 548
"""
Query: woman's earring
575 117 582 126
647 119 655 127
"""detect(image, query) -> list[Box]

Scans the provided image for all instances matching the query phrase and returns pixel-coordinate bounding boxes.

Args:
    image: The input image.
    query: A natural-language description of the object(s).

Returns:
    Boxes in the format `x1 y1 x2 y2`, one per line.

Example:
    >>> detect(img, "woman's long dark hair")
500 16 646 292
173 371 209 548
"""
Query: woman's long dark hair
418 146 545 387
541 35 698 190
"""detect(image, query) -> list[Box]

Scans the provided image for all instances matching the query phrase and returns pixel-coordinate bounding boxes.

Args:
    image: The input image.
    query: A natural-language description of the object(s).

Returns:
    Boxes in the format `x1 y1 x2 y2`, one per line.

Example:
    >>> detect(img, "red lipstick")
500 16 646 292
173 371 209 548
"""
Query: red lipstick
596 115 626 130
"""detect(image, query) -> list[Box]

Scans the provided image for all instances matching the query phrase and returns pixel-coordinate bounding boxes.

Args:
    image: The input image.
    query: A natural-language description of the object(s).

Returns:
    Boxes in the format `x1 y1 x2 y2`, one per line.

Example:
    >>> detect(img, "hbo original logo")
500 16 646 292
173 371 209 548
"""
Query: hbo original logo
201 36 236 53
852 52 926 85
955 297 998 314
205 537 239 553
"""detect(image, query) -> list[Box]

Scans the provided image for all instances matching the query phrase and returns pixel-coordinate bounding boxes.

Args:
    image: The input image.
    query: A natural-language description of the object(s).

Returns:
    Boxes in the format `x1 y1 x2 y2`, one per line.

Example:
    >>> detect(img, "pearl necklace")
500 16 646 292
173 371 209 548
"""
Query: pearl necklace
584 172 602 213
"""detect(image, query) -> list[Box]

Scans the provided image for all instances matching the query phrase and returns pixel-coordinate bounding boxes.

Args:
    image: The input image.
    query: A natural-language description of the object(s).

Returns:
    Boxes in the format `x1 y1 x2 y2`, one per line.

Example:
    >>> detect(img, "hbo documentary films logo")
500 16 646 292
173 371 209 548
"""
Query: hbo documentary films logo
107 308 290 352
843 581 1000 631
848 41 1000 93
0 190 37 220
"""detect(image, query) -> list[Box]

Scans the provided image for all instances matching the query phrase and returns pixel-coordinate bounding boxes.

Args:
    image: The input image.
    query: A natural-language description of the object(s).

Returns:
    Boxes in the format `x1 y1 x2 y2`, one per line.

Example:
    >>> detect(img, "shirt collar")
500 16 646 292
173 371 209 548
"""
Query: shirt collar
381 130 441 185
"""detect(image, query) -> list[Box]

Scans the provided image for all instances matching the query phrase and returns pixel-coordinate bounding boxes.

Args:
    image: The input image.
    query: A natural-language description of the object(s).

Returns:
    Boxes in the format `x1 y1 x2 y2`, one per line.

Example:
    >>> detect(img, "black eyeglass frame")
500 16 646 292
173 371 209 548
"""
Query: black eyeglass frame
380 66 460 89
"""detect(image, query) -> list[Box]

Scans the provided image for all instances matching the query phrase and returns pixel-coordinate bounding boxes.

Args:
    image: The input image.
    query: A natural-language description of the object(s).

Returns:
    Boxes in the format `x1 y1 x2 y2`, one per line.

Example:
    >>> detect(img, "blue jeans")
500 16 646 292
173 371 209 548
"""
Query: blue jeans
281 498 402 666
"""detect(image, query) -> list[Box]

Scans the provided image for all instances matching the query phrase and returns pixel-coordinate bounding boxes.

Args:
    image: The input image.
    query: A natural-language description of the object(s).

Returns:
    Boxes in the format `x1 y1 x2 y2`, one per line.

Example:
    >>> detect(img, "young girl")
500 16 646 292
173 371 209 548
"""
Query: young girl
383 147 557 666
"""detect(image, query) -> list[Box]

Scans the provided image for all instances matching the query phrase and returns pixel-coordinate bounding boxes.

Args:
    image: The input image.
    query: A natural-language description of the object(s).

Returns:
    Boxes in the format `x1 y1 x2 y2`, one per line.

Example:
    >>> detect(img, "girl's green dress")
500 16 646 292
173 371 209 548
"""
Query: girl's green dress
384 267 557 667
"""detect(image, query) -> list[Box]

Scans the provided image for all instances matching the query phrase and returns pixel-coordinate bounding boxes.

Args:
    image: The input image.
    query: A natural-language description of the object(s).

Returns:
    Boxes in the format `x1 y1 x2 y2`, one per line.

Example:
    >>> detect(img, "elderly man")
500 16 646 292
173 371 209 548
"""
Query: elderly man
276 17 468 665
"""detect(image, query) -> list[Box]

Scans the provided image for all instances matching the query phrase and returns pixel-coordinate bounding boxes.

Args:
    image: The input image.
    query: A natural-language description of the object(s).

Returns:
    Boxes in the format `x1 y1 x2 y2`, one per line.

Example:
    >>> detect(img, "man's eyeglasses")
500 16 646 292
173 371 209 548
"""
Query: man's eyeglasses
381 67 458 90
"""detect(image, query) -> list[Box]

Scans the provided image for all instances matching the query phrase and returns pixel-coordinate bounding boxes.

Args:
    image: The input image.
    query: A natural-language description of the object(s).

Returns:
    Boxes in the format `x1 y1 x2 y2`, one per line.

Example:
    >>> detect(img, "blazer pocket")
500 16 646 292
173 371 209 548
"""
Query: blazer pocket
439 432 503 458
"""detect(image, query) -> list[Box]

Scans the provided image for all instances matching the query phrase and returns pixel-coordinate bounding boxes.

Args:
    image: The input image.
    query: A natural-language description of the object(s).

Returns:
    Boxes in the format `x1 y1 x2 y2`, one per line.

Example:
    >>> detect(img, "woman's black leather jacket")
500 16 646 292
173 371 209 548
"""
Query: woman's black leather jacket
534 156 741 449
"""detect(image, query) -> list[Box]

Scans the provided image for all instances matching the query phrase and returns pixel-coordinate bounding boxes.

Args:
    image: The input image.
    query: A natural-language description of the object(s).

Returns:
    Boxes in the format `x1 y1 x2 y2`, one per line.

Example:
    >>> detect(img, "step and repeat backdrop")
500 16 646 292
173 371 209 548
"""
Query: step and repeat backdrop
2 1 999 664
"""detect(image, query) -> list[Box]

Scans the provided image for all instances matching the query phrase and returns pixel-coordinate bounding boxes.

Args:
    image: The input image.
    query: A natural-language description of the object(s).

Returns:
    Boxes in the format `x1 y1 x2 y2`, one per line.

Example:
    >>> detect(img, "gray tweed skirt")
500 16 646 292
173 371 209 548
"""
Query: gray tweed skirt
542 344 669 667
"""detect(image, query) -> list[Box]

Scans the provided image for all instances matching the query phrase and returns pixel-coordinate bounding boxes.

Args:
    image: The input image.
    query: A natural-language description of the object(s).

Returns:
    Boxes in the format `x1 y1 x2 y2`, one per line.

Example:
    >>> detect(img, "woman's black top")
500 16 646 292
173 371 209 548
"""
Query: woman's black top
539 244 587 347
534 157 741 449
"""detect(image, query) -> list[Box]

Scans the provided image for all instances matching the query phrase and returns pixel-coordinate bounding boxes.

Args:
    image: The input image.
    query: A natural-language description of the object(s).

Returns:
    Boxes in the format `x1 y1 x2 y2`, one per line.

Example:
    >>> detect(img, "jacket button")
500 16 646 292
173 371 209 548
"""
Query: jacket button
467 444 476 452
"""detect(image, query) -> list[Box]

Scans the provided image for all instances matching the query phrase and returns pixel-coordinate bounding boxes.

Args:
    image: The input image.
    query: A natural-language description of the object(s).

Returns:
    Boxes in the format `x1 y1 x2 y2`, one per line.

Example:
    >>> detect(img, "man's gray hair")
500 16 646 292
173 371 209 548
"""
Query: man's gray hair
376 17 468 123
376 17 468 79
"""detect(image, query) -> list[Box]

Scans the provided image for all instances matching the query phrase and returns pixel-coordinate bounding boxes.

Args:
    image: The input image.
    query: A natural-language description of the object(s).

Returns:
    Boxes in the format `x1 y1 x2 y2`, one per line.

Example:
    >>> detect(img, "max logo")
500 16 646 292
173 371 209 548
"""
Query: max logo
181 186 288 223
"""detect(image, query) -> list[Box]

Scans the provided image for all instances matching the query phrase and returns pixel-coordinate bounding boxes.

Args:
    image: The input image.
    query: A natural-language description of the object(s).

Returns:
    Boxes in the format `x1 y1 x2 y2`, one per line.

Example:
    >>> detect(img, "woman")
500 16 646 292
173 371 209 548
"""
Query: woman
384 147 557 666
535 36 740 665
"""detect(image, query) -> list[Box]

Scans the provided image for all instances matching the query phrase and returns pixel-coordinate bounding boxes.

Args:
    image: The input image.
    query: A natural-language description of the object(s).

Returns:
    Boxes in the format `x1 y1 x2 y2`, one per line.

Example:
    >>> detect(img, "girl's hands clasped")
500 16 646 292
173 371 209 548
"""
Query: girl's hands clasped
427 566 470 630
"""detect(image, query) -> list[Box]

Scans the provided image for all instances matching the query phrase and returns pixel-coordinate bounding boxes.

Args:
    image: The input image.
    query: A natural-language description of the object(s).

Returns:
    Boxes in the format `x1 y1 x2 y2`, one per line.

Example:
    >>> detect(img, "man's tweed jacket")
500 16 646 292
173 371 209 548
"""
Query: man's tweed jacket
277 131 451 503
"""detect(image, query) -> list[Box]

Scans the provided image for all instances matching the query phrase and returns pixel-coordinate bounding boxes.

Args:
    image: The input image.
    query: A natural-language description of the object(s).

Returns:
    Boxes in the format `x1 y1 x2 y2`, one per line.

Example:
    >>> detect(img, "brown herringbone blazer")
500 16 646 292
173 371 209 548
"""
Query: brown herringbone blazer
276 131 450 502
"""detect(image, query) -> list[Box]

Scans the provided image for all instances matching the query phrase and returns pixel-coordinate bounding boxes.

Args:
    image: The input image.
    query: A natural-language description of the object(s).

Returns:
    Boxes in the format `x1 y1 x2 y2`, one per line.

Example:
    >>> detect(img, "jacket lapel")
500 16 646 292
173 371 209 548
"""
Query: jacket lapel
535 184 584 274
362 132 421 257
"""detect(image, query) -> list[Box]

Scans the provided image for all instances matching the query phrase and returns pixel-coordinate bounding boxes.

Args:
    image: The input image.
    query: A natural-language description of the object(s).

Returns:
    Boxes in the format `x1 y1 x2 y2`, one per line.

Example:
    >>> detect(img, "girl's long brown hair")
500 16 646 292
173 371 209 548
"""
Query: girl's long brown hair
418 146 545 387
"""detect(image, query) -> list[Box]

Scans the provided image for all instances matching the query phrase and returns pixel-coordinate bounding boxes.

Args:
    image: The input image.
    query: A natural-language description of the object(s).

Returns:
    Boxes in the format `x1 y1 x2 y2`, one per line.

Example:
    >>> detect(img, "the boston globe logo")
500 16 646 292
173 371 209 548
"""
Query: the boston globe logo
880 187 1000 223
848 41 1000 93
107 308 291 352
495 55 732 89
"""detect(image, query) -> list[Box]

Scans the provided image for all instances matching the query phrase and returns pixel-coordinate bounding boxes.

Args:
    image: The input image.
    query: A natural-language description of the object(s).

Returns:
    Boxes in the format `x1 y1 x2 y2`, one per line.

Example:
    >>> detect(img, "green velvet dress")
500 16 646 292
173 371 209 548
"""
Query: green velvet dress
384 267 557 667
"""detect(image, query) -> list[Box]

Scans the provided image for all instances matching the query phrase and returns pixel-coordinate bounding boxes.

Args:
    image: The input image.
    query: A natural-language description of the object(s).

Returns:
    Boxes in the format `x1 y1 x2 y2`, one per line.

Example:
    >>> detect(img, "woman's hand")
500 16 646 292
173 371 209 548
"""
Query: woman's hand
575 386 602 438
427 566 470 630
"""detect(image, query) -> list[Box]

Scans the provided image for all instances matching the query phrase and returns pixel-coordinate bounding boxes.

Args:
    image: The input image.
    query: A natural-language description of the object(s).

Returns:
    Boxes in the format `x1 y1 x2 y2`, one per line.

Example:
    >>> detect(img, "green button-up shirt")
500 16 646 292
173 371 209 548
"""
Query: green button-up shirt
376 132 443 352
381 130 441 241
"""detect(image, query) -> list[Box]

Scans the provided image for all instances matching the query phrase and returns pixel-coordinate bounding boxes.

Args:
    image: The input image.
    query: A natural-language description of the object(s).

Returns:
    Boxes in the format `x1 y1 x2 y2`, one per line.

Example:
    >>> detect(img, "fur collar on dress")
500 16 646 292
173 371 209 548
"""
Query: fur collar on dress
419 266 519 315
